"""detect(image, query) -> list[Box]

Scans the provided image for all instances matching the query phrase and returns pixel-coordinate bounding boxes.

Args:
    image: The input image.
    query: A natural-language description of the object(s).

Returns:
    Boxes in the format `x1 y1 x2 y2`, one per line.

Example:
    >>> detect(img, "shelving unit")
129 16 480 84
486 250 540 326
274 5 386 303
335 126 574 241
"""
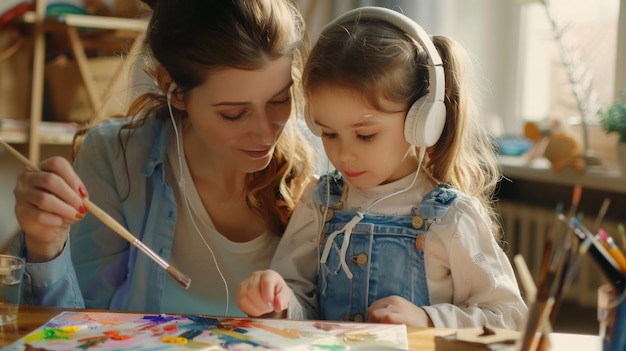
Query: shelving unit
499 155 626 194
16 0 146 163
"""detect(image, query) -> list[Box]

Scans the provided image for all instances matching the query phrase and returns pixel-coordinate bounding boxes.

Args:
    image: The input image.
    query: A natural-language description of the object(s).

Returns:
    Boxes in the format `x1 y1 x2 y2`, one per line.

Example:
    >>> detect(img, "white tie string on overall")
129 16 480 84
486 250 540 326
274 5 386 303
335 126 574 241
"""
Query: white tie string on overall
318 148 427 280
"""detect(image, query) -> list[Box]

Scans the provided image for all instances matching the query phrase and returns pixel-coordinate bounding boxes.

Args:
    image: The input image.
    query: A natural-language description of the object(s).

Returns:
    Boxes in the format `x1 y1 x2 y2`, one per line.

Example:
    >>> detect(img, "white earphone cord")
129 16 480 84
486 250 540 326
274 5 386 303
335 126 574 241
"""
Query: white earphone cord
167 89 230 316
362 146 426 215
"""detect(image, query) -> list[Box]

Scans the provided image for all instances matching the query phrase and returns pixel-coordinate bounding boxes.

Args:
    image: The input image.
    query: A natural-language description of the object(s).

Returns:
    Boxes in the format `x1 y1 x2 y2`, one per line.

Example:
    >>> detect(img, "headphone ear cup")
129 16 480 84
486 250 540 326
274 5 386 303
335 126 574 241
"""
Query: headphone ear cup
304 103 321 136
404 97 446 147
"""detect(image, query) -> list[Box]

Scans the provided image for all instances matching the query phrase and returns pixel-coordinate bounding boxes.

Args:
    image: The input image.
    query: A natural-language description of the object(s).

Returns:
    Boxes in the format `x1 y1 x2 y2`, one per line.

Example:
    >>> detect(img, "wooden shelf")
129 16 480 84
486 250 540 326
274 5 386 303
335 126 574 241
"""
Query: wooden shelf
21 12 147 32
500 155 626 194
17 0 147 163
0 119 78 145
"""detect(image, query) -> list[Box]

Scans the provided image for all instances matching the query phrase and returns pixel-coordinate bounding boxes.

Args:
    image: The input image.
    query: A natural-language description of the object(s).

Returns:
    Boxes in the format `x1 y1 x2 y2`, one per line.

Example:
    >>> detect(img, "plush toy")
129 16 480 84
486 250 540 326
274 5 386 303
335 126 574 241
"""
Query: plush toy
524 120 585 173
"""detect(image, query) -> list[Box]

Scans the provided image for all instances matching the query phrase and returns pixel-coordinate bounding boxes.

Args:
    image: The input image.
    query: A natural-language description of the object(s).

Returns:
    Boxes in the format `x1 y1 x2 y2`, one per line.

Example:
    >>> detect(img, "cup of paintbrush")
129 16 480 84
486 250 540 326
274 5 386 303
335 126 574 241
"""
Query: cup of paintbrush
598 283 626 351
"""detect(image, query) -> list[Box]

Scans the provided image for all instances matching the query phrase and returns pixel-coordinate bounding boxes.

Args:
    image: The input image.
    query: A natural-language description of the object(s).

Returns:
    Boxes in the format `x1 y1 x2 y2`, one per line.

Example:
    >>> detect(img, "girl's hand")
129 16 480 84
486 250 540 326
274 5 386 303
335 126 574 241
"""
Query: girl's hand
237 269 291 317
367 295 434 327
14 156 88 262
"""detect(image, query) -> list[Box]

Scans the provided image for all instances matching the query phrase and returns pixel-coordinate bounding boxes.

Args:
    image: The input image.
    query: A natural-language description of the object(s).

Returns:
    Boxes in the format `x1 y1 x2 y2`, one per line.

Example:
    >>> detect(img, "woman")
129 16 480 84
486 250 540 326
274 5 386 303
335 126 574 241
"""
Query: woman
10 0 315 317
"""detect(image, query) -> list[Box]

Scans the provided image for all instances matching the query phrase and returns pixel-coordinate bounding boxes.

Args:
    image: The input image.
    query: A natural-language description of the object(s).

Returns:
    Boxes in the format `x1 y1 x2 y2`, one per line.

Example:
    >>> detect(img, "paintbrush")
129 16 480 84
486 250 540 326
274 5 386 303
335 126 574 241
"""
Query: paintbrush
515 253 556 351
567 184 582 220
0 138 191 289
537 203 563 287
514 255 553 349
514 254 537 304
548 237 575 326
618 224 626 251
593 197 611 233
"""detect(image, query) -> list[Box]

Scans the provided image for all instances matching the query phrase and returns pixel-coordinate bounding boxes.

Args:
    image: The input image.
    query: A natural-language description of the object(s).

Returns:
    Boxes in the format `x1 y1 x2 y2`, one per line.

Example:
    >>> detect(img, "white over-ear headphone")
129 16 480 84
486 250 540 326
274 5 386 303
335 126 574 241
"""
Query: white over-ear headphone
306 7 446 148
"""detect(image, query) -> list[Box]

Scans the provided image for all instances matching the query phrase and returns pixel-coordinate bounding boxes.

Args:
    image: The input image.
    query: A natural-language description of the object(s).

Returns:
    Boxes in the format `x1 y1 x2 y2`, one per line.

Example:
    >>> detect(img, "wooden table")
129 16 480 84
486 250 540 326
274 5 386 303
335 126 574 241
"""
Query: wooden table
1 305 601 350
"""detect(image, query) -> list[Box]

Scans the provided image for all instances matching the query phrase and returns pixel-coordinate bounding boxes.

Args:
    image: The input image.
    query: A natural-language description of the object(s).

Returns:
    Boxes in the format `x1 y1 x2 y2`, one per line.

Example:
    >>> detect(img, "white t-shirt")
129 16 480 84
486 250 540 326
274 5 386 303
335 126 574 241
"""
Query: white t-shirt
162 134 279 316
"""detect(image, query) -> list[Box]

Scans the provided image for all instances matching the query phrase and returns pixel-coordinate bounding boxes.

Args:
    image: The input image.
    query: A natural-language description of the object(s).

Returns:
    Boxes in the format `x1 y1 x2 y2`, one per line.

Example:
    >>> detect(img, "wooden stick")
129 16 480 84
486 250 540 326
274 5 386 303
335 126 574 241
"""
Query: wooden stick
514 254 537 304
593 197 611 232
567 184 582 219
0 138 191 289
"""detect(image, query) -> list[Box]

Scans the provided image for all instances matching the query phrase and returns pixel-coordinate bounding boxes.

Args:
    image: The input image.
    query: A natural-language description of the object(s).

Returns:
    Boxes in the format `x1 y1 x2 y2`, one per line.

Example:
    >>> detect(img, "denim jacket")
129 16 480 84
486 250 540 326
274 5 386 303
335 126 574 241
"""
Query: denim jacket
10 115 179 311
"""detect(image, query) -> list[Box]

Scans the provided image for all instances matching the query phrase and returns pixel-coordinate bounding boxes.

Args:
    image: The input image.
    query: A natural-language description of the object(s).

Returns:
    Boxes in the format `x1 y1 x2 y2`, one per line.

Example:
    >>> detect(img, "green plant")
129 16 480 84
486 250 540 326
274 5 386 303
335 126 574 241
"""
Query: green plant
599 99 626 143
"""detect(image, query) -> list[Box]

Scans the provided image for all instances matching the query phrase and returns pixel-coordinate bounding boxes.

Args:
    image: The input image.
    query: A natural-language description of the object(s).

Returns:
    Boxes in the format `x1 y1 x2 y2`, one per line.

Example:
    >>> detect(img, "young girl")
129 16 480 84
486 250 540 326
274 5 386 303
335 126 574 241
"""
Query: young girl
237 7 527 329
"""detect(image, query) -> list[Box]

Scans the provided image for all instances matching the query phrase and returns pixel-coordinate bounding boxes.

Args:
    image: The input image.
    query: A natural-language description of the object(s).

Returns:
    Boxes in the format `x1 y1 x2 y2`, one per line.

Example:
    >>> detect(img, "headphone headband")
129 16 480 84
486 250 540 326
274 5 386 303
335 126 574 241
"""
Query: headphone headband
323 7 445 104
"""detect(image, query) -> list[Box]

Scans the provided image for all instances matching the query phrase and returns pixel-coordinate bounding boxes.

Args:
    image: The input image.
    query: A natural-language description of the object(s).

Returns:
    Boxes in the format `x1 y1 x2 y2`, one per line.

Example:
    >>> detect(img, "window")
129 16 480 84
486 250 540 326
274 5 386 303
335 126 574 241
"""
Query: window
515 0 622 164
518 0 619 123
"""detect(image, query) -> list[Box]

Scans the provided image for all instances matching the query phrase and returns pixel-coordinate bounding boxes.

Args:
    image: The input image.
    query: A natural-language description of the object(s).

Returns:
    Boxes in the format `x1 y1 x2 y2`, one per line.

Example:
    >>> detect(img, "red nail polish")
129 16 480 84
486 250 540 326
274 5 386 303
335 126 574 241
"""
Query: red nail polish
78 186 88 198
75 213 85 220
78 205 87 214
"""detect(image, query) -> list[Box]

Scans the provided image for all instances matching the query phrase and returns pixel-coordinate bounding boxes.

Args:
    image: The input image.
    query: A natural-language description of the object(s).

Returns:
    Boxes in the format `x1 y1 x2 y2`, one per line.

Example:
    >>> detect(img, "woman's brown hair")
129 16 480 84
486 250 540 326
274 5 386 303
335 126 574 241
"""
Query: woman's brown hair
74 0 315 235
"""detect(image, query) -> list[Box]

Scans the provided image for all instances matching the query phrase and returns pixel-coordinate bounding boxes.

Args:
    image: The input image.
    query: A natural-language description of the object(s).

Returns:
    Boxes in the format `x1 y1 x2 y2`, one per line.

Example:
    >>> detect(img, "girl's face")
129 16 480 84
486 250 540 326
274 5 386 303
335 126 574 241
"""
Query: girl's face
308 85 418 189
182 56 293 173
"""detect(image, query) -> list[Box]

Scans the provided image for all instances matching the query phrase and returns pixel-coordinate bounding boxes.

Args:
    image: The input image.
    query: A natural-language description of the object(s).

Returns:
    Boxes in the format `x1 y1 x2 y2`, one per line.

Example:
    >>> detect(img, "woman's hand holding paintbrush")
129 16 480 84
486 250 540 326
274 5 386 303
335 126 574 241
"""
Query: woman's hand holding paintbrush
1 138 191 289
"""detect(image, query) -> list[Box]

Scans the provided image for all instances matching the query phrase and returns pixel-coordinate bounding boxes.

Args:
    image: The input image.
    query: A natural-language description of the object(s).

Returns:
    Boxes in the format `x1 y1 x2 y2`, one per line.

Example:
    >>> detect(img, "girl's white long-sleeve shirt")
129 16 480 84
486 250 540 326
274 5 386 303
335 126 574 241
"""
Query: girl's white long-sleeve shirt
270 171 528 329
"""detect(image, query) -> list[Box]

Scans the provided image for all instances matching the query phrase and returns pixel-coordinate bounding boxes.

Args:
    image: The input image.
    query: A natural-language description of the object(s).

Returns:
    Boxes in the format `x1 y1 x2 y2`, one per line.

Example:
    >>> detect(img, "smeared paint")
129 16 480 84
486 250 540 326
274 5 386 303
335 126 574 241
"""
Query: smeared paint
249 321 300 339
213 329 251 340
142 315 181 324
179 329 203 340
186 315 220 326
12 311 408 350
215 333 265 349
23 327 72 343
309 345 346 351
313 322 344 331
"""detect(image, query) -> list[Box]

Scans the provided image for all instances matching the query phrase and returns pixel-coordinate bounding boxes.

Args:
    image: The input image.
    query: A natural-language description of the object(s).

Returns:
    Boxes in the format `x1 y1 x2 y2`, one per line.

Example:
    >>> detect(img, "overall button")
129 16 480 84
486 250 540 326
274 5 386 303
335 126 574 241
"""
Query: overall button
351 253 368 266
411 215 424 229
353 313 364 322
325 208 334 222
319 228 327 245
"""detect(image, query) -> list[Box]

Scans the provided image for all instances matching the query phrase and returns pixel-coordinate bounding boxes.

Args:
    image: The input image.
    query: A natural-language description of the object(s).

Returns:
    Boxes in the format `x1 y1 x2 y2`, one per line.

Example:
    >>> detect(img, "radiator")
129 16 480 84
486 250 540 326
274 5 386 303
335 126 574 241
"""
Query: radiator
498 201 617 307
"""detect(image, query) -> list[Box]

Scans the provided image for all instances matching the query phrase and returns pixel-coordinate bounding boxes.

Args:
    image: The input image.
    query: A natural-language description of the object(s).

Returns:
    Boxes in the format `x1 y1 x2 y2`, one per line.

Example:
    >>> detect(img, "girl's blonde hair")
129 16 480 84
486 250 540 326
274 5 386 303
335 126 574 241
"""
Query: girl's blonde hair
303 15 500 225
74 0 315 236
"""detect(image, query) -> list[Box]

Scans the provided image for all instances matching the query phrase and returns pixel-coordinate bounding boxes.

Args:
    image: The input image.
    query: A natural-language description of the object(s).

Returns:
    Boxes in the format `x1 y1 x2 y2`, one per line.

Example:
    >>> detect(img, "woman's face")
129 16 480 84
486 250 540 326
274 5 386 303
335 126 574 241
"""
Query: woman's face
182 56 293 173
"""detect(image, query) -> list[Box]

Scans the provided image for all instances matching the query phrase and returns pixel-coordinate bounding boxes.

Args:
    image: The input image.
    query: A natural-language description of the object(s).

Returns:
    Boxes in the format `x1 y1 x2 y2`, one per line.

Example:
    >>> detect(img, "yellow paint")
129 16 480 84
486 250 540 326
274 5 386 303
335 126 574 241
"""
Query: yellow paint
250 322 301 339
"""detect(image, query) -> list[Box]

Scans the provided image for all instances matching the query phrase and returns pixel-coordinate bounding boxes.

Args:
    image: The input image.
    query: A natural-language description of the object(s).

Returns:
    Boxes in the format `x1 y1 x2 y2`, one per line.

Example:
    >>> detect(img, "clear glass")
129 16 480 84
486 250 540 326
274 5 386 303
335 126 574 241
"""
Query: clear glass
0 254 25 326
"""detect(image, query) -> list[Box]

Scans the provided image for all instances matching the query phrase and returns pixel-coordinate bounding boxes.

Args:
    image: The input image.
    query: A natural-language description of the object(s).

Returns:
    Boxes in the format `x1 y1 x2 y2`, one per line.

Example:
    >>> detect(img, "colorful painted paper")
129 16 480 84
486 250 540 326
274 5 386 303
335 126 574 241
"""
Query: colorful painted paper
5 311 408 350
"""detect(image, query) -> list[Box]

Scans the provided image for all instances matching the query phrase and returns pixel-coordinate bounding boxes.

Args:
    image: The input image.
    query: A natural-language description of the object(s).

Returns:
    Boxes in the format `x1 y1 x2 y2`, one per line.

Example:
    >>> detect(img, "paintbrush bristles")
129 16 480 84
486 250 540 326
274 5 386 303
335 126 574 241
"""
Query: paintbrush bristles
167 266 192 289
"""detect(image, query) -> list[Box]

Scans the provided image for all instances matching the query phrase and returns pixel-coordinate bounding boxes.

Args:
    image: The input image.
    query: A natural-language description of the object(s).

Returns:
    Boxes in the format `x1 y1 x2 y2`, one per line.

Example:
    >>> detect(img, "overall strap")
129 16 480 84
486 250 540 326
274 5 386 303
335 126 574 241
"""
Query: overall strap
414 183 458 226
313 170 345 207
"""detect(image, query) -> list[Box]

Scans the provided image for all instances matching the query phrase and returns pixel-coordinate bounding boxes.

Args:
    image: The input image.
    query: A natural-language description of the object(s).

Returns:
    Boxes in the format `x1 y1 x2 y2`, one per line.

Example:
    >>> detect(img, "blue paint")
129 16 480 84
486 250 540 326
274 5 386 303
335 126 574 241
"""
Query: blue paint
178 329 202 340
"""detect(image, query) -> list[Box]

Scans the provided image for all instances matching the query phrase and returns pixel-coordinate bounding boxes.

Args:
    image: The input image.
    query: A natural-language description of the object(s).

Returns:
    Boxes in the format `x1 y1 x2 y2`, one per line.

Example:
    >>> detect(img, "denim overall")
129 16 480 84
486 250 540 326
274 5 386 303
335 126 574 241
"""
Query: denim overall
314 172 458 322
